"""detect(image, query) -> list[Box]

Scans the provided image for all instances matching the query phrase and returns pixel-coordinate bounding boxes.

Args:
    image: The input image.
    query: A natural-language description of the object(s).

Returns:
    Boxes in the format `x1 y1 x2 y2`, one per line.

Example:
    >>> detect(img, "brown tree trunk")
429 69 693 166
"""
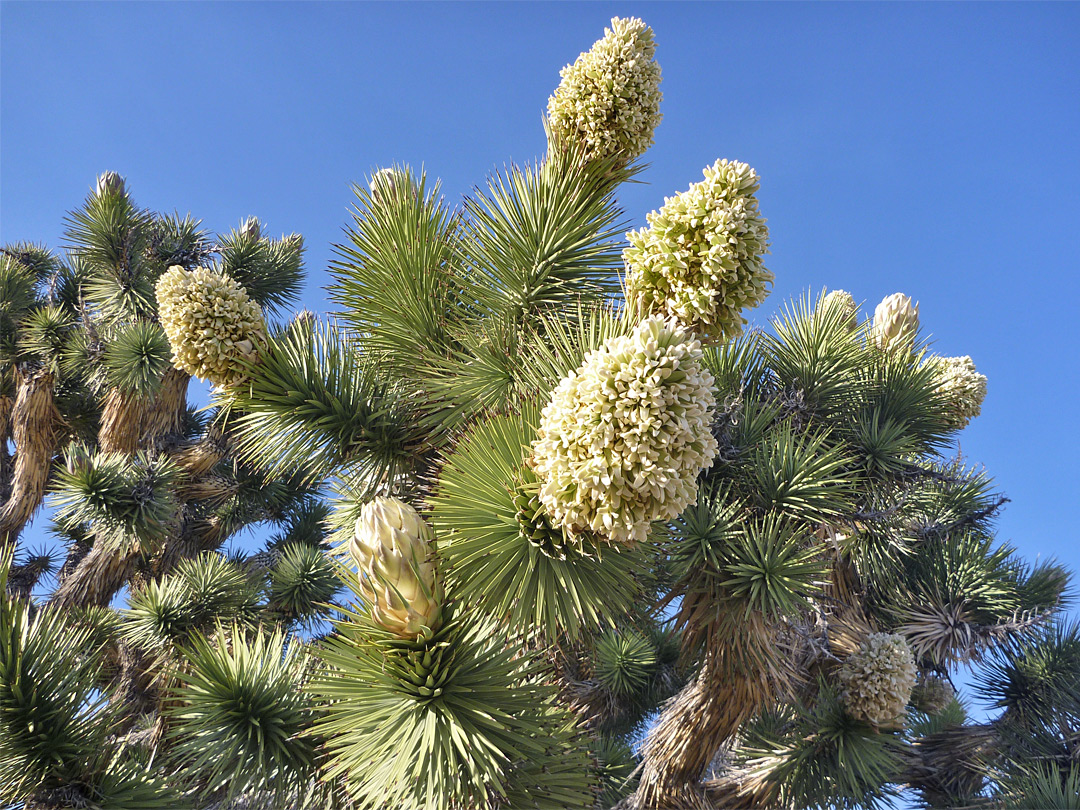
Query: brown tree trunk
0 369 62 546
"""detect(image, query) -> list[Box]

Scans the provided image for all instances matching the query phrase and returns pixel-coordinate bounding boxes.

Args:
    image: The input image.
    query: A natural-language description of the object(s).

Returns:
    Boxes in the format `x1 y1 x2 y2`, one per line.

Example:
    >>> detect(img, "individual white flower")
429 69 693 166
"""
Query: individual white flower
155 265 266 387
839 632 917 725
820 289 858 331
925 355 987 428
624 160 772 340
350 497 442 638
871 292 919 351
531 316 719 546
547 16 662 163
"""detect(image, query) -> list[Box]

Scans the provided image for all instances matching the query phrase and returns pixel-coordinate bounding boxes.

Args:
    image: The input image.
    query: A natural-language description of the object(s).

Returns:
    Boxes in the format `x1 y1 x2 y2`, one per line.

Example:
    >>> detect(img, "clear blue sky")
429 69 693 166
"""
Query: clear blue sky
3 2 1078 652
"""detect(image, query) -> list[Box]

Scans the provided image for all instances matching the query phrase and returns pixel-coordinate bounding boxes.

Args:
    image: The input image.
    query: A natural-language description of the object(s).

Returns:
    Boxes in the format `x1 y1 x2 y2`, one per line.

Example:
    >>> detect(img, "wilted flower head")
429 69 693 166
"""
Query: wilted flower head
95 171 125 197
351 497 442 638
531 316 719 546
547 17 662 164
872 292 919 351
155 265 266 387
839 632 917 725
624 159 772 340
925 355 987 429
820 289 858 331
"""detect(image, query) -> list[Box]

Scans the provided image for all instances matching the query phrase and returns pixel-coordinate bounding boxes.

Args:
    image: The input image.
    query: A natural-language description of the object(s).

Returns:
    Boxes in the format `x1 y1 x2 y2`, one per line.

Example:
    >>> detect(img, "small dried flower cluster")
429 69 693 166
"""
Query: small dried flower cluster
350 497 442 639
925 355 987 429
531 316 719 546
820 289 858 331
547 17 662 164
911 672 955 714
839 632 917 725
871 292 920 352
624 160 772 340
156 266 266 387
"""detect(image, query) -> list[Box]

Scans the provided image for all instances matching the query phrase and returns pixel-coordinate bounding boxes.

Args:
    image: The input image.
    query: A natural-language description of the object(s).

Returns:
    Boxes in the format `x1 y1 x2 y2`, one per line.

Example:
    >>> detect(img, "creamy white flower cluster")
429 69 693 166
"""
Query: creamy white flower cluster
839 632 917 725
926 355 987 428
531 316 719 546
871 292 920 351
350 497 442 639
547 17 662 164
820 289 858 331
156 265 266 387
624 160 772 341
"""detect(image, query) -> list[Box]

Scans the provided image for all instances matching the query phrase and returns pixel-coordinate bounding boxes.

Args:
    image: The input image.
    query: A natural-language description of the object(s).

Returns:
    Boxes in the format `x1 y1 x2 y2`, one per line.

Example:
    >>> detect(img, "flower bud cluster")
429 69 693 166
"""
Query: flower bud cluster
871 292 920 351
531 316 718 547
925 355 987 429
820 289 858 331
839 632 917 725
156 266 266 387
547 17 662 164
350 497 442 639
624 160 772 340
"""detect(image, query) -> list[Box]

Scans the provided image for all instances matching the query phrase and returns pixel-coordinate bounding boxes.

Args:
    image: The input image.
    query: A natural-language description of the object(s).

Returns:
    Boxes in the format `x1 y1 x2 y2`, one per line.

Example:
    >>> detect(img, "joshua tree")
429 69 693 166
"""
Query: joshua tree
2 16 1077 810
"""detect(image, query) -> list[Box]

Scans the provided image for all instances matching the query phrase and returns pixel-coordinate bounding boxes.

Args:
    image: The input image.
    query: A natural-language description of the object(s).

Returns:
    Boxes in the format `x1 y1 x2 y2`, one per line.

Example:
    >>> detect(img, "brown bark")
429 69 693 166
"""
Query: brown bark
97 368 189 453
0 369 62 546
50 542 141 609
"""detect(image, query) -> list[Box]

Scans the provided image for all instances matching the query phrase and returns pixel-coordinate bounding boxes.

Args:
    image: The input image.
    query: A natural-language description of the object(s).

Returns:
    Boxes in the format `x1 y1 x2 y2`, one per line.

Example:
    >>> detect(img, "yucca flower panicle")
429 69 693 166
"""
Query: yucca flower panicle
871 292 920 352
531 315 718 546
547 16 662 164
349 496 442 639
838 632 917 726
624 159 772 340
155 265 266 387
925 354 987 428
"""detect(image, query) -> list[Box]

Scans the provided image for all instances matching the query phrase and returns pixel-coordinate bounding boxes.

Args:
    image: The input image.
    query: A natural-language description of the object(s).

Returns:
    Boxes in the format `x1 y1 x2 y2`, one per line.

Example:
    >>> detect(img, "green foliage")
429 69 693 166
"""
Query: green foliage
742 691 907 810
52 448 183 550
267 541 342 622
330 167 466 373
429 405 647 639
218 220 305 316
224 320 430 488
312 606 594 810
169 625 318 802
594 628 658 697
102 321 173 396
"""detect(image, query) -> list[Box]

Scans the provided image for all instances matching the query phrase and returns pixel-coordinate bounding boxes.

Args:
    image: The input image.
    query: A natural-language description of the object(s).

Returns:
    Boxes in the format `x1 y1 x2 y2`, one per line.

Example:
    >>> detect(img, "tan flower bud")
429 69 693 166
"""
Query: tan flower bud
872 293 919 351
95 171 125 197
351 497 442 638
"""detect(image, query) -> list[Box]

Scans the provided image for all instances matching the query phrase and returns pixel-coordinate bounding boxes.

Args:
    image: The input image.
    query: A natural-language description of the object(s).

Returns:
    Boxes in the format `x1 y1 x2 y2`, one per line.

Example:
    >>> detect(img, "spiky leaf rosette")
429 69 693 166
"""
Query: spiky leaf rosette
740 692 908 810
624 160 772 340
312 606 594 810
547 16 662 164
349 497 442 639
430 405 646 639
838 632 917 726
594 627 658 698
924 354 987 429
267 541 341 623
169 625 318 803
532 315 718 546
155 265 266 386
870 292 920 352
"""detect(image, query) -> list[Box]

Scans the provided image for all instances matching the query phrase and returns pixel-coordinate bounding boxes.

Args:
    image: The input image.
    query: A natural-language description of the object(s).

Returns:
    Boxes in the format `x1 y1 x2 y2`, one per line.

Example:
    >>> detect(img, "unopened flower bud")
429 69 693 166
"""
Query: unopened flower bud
351 497 442 638
95 171 125 198
872 293 920 351
240 216 261 241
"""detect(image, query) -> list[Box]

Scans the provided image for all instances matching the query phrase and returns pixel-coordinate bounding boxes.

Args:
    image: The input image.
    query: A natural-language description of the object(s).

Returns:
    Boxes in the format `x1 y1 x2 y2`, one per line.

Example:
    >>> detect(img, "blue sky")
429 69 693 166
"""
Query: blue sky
3 1 1079 685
